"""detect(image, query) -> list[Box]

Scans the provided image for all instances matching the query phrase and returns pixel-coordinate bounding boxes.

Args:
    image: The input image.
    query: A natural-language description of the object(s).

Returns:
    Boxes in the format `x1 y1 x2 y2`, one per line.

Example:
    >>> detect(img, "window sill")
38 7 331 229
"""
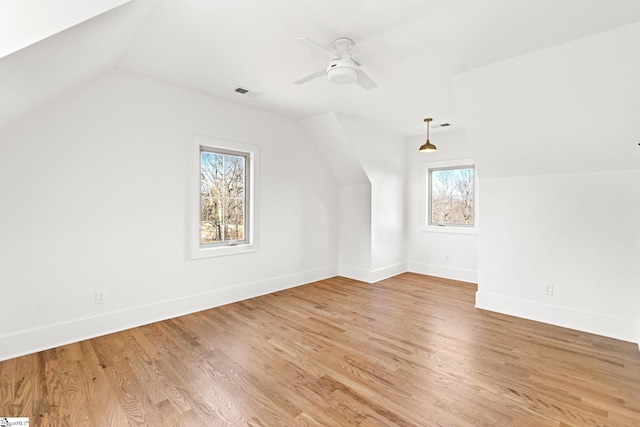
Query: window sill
191 243 257 259
421 225 479 235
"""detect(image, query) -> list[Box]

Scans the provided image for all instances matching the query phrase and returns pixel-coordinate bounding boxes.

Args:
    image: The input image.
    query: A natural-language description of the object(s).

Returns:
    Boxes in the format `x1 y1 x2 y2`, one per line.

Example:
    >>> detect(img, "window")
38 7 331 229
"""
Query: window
200 148 248 245
426 163 476 229
191 135 259 259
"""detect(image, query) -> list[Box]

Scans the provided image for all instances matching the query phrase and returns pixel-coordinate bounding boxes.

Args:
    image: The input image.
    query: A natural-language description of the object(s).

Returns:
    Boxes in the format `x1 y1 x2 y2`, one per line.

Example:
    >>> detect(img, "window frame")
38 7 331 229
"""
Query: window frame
190 135 259 259
421 158 478 234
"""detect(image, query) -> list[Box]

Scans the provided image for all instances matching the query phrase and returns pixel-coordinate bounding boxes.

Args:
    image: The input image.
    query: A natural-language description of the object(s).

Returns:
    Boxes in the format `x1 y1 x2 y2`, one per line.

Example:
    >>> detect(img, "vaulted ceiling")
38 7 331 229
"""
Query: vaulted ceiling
2 0 640 175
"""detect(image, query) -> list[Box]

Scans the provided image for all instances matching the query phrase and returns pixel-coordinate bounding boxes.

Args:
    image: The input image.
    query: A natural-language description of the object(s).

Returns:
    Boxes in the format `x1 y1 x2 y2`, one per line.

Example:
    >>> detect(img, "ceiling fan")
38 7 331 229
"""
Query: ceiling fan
293 37 405 91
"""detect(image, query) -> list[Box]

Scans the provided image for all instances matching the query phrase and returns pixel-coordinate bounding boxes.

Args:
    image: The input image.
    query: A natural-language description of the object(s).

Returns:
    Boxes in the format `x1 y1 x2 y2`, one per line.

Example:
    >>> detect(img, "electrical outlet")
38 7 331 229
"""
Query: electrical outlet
95 290 107 304
543 284 553 296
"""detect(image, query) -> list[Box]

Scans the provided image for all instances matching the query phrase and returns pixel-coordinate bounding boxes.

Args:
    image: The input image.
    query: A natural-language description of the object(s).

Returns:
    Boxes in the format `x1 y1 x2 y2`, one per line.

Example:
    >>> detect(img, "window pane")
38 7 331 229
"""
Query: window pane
223 199 244 240
200 150 247 244
225 155 245 198
200 196 222 243
430 167 474 225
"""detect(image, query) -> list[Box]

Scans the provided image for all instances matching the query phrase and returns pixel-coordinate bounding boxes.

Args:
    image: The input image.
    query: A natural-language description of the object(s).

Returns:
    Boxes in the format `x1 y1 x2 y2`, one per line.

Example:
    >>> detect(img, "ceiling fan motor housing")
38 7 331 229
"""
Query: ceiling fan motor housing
327 59 358 85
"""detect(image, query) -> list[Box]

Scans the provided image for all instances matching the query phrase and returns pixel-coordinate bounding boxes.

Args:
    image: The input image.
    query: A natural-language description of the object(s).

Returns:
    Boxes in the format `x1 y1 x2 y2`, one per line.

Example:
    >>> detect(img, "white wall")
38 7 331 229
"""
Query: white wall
300 113 407 283
336 114 408 282
406 128 479 283
476 170 640 343
299 113 374 281
338 184 373 279
451 20 640 345
0 70 338 361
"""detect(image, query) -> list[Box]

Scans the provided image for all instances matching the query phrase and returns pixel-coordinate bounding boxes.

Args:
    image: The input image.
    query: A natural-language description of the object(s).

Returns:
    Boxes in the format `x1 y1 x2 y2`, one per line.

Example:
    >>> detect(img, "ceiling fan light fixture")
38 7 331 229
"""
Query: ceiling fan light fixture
419 118 437 152
327 61 359 85
294 37 389 91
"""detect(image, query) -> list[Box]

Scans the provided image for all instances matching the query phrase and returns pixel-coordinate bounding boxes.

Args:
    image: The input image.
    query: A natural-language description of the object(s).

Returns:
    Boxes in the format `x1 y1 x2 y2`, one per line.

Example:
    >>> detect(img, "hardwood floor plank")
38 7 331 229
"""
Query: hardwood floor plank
1 273 639 426
43 359 71 421
59 361 94 427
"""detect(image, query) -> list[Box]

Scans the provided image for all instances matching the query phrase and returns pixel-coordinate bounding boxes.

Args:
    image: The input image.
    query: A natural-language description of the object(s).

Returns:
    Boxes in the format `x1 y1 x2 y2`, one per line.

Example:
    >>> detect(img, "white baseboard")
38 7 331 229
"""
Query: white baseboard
370 262 407 283
339 262 407 283
476 291 640 344
338 264 372 283
0 265 338 362
407 261 477 283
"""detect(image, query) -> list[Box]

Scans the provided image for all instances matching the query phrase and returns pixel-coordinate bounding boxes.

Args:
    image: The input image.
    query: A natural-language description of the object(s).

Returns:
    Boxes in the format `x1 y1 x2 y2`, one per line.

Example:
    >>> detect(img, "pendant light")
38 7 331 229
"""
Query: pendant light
419 118 437 152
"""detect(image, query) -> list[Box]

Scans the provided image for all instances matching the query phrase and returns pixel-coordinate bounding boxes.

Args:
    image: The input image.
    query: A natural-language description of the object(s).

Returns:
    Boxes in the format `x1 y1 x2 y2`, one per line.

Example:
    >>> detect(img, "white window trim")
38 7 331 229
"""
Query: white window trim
190 134 259 259
420 158 479 235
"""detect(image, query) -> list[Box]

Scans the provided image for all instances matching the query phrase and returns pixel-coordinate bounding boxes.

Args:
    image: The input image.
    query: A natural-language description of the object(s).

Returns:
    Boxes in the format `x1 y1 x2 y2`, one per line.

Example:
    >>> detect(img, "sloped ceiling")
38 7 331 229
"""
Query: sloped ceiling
0 0 156 130
453 22 640 177
300 113 369 186
0 0 132 58
2 0 640 175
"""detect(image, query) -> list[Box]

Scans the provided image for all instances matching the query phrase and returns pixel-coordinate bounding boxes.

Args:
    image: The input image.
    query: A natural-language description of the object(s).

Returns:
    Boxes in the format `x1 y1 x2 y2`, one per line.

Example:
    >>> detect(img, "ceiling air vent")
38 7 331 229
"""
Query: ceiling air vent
234 86 263 98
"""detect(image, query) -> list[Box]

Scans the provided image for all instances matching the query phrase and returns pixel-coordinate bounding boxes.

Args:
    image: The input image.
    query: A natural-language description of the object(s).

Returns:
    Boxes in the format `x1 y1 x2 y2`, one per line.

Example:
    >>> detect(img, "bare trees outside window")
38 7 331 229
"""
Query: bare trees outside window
200 148 248 245
429 166 474 226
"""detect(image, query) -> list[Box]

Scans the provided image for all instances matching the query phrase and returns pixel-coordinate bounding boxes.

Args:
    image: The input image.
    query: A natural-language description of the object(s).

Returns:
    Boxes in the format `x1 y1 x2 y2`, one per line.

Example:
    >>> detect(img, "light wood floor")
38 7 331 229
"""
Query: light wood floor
1 273 639 426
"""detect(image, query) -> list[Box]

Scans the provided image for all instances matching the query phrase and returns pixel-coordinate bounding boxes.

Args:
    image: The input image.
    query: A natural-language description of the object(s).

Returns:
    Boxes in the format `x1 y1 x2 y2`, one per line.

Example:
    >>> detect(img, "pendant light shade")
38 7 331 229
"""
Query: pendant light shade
419 118 437 152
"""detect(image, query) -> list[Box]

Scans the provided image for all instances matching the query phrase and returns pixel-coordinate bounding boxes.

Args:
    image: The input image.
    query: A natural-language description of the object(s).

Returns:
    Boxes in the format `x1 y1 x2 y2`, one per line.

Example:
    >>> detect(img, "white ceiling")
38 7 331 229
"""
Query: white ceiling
2 0 640 150
0 0 131 58
0 0 155 130
116 0 640 137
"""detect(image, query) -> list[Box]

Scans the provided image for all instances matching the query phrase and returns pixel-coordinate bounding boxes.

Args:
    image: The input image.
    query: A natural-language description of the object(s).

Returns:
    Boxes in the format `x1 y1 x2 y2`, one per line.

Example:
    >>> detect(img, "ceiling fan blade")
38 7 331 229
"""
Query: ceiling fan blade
295 37 337 59
293 68 326 85
352 43 406 66
356 70 377 91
